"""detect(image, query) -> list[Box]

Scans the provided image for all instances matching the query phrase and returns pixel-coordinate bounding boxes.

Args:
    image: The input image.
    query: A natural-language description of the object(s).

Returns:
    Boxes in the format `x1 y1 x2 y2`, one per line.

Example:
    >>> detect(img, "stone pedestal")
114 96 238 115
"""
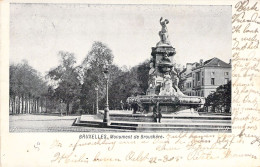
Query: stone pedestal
147 45 176 96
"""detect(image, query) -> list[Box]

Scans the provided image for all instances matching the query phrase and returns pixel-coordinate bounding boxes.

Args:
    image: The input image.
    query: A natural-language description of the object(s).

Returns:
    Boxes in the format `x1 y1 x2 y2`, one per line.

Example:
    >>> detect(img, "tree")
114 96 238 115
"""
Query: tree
9 60 48 114
136 60 150 95
204 81 231 113
172 64 187 90
108 61 149 109
82 41 114 69
81 41 114 114
47 51 81 115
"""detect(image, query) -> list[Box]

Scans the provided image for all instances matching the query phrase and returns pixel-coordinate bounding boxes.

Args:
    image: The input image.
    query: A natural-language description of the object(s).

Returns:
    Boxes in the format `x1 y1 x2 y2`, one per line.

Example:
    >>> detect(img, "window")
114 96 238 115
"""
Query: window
196 72 200 81
225 72 229 76
225 78 229 84
211 78 215 85
202 72 204 77
193 80 194 87
201 91 204 97
202 78 204 86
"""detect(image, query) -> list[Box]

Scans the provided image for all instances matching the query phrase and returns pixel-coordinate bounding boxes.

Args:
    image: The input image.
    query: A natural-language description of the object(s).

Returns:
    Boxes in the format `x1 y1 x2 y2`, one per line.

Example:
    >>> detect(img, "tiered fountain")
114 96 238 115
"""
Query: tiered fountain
127 17 205 114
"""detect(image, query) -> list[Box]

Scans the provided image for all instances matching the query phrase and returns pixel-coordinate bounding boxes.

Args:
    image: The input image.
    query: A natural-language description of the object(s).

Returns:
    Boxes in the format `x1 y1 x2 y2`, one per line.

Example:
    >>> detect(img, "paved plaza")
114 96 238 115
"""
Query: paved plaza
9 114 127 132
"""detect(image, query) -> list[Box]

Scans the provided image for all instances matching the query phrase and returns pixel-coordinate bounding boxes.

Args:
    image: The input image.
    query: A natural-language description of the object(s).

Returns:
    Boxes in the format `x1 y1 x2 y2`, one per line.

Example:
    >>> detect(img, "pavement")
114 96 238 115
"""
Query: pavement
9 111 231 132
9 114 129 132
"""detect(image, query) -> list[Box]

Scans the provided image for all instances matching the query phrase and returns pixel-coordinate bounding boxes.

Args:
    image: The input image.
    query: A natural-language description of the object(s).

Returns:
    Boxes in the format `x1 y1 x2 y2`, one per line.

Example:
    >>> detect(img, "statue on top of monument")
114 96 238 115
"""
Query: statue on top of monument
157 17 171 46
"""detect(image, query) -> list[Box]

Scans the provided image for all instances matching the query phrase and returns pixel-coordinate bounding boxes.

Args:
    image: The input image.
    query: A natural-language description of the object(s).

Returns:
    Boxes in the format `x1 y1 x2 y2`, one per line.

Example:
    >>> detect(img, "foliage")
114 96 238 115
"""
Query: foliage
136 60 150 94
173 65 187 90
108 61 149 109
82 41 114 69
11 41 189 114
204 81 231 113
47 51 82 115
9 60 48 114
81 41 114 114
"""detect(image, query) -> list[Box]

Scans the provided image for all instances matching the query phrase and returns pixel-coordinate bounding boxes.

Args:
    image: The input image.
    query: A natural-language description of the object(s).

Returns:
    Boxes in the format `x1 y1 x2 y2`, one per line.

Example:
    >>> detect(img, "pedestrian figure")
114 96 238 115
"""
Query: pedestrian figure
120 100 124 110
153 102 162 123
132 103 138 114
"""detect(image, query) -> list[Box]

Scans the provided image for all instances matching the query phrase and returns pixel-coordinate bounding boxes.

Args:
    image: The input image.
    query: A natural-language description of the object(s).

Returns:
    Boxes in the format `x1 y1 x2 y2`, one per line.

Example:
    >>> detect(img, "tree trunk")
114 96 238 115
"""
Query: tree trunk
30 98 32 113
17 96 19 114
21 95 24 114
16 96 18 114
26 97 28 113
35 98 37 113
37 98 39 113
11 96 14 114
31 98 33 113
9 97 12 114
45 98 48 113
24 97 26 114
28 98 31 114
18 96 21 114
66 102 69 116
35 98 39 113
25 97 28 114
32 98 35 113
14 96 16 114
40 98 42 113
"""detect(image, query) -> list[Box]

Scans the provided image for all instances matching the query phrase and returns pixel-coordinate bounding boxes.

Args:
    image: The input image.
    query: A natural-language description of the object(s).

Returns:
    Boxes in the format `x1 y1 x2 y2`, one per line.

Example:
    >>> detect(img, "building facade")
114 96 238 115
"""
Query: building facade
182 57 231 98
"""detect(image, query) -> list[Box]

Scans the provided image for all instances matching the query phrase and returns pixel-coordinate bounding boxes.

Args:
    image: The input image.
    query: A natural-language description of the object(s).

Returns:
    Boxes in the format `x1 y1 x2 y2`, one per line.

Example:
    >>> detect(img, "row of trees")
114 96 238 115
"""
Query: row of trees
10 60 48 114
9 41 151 115
10 41 231 115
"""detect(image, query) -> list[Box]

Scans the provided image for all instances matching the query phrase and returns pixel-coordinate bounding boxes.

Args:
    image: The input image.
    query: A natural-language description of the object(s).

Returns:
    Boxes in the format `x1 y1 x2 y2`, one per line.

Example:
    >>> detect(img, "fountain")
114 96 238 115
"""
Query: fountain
127 17 205 115
71 17 232 132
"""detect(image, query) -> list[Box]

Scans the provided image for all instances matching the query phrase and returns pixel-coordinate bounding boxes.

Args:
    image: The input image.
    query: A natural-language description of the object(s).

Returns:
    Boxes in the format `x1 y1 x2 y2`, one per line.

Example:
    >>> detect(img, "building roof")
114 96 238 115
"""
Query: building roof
203 58 214 65
193 57 231 70
203 57 231 68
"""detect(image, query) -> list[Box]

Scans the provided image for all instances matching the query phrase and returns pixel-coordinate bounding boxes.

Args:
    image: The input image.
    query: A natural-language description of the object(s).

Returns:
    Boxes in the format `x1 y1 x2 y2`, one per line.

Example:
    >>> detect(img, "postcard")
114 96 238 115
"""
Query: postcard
1 0 260 166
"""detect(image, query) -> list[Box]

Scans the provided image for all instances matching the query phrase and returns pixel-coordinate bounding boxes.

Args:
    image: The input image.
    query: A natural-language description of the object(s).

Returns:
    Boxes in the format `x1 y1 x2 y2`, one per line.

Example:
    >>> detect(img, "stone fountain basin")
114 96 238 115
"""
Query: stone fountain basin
127 95 205 105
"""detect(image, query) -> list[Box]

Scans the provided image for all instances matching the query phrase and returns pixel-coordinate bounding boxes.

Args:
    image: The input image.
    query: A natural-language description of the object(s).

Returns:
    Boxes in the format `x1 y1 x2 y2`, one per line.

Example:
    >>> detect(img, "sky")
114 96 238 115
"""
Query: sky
10 4 231 75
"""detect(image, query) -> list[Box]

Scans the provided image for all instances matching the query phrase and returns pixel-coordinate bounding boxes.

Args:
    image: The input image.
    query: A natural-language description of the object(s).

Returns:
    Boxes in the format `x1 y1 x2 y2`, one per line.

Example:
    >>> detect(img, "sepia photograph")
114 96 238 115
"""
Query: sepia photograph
9 4 232 132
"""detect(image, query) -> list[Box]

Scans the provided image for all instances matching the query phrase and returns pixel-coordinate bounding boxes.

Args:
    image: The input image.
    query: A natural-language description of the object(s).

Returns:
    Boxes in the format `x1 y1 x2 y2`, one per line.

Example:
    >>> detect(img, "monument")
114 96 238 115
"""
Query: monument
127 17 205 114
73 17 230 132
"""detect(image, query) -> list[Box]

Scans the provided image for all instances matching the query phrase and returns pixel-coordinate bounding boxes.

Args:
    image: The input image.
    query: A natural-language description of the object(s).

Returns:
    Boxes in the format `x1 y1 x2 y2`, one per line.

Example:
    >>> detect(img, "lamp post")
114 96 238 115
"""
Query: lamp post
103 63 110 124
95 86 99 115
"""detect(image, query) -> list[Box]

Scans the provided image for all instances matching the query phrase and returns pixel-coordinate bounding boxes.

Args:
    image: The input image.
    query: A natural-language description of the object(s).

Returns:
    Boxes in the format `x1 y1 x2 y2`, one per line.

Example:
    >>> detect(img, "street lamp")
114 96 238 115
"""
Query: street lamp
102 63 110 124
95 86 99 115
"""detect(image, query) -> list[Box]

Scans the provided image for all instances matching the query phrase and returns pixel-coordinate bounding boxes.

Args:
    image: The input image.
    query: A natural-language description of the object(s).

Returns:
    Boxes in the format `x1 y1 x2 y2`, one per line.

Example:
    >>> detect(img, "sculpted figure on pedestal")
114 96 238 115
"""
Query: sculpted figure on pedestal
157 17 171 46
159 74 176 96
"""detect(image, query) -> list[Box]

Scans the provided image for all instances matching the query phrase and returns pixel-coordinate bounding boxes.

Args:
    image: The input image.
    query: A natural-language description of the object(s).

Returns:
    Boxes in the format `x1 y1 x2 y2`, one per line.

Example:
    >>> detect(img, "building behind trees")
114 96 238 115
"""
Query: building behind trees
182 57 231 97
